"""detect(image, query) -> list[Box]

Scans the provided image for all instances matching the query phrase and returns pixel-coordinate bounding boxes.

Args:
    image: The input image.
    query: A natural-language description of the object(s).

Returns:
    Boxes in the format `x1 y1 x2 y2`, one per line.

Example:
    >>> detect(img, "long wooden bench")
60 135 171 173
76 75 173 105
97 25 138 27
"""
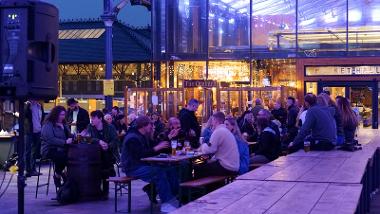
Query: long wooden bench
180 176 230 202
107 176 136 213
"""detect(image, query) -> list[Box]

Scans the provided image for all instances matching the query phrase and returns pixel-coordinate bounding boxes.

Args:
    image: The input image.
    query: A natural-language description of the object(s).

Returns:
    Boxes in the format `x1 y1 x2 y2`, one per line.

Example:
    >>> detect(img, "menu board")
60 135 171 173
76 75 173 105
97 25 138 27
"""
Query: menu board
306 66 380 76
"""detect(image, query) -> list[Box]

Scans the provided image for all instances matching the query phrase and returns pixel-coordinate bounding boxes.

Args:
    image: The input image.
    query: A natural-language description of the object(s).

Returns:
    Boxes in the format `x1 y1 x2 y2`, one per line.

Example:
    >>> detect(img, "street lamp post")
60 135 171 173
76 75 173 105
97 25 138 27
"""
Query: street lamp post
102 0 116 111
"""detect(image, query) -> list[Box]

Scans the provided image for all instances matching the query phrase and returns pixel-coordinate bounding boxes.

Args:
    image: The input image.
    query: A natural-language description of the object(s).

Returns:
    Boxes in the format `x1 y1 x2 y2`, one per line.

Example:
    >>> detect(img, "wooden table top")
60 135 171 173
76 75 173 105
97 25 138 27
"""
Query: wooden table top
141 152 206 163
172 180 362 214
238 144 378 184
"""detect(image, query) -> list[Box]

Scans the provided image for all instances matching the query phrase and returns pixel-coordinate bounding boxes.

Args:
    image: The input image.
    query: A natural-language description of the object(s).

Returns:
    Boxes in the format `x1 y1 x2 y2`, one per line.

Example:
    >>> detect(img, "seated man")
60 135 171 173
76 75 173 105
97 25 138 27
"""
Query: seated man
288 94 336 152
121 116 179 213
196 112 240 178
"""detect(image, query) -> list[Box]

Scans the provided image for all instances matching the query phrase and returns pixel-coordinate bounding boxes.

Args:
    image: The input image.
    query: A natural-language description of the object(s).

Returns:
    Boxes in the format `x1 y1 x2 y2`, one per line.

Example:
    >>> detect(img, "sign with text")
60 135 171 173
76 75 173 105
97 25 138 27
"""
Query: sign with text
183 80 217 88
103 79 114 96
306 66 380 76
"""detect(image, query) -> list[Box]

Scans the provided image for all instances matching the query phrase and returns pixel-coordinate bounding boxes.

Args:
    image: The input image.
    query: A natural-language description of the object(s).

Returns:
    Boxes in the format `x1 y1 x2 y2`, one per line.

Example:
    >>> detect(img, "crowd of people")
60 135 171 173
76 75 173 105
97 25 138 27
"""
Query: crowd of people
24 92 360 212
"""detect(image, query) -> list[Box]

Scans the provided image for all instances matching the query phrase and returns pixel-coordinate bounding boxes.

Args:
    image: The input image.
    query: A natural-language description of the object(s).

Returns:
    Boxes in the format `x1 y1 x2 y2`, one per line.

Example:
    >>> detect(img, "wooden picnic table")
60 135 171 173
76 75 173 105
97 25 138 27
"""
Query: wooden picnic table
141 151 206 164
141 151 209 214
172 180 362 214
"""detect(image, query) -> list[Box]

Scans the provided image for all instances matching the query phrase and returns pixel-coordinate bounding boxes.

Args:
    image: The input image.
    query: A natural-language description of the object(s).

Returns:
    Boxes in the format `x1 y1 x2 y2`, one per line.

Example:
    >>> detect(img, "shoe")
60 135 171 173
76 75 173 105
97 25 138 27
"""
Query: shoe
160 202 177 213
142 184 158 204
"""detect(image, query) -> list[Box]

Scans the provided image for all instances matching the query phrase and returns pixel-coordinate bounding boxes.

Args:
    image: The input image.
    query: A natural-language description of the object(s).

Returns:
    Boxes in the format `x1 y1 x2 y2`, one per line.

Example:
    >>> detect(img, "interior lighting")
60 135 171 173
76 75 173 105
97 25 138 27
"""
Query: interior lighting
372 10 380 21
229 18 235 24
238 8 248 14
218 18 224 22
219 29 224 34
324 13 338 23
209 13 215 18
349 10 361 22
299 18 316 26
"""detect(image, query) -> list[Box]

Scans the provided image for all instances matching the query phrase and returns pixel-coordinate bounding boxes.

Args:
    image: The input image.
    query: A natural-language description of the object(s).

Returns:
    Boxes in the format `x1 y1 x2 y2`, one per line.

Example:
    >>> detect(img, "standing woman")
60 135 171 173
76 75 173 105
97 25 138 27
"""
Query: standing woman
41 106 73 188
86 110 119 199
224 117 249 175
337 97 359 144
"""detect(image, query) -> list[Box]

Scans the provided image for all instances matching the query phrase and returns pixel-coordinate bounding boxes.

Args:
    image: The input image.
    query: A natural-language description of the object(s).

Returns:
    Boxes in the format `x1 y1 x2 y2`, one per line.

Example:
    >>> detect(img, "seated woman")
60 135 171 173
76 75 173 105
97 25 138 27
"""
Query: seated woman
201 117 213 145
238 111 258 142
337 97 359 144
86 110 119 199
225 117 249 175
41 106 73 188
250 109 281 164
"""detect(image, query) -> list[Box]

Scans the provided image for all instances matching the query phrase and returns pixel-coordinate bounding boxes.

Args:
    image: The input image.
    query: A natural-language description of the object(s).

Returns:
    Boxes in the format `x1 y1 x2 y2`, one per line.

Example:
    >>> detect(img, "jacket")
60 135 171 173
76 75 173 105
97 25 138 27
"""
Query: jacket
24 101 45 135
293 104 337 147
86 123 119 165
234 135 249 175
256 126 281 161
41 122 70 157
271 107 287 126
178 108 201 148
121 131 158 173
287 104 299 129
66 107 90 133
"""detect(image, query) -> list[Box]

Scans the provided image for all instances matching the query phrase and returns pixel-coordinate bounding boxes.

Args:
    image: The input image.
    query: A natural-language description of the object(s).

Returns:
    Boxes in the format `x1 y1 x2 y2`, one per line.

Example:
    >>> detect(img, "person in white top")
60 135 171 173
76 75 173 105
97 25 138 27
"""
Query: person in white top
196 112 240 178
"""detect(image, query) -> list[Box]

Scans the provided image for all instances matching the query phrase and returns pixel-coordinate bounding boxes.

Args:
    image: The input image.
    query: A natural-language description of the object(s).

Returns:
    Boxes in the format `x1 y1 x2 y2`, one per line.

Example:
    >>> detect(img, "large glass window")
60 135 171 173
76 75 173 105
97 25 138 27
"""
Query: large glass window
252 59 296 87
348 0 380 52
208 60 250 82
165 0 207 55
208 0 250 57
298 0 347 55
252 0 296 52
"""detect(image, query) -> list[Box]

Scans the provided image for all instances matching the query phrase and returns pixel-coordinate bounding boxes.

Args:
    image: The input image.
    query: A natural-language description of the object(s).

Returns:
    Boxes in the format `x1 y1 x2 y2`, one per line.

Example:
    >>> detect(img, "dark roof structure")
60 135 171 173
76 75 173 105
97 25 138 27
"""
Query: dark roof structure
59 19 151 63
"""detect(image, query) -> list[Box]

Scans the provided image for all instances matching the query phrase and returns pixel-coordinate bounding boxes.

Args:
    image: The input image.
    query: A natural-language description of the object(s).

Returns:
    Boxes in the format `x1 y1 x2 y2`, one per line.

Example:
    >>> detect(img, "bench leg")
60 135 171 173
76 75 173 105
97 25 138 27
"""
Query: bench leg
114 183 118 212
128 181 132 213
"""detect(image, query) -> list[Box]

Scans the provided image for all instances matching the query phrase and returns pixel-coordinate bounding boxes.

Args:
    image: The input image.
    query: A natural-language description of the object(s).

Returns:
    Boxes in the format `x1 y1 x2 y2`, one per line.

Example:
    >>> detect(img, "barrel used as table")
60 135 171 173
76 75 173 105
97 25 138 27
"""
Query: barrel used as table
67 143 102 201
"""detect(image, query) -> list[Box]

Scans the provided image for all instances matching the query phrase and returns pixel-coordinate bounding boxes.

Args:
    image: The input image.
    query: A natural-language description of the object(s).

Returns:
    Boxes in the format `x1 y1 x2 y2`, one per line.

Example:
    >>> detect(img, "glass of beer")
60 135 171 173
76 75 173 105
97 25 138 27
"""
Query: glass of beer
199 137 204 144
304 141 311 152
184 140 191 152
171 140 177 156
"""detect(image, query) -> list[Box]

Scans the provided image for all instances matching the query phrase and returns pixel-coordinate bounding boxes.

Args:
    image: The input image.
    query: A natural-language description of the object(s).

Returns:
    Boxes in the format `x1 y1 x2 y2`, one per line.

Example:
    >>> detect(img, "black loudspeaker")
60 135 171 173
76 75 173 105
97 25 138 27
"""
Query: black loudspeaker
0 0 58 99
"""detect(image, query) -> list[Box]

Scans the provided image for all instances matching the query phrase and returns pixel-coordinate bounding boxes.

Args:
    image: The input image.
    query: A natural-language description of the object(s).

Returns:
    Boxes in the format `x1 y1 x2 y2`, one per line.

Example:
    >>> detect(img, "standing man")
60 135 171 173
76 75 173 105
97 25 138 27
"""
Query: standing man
25 99 44 177
66 98 90 134
285 96 299 146
178 98 201 148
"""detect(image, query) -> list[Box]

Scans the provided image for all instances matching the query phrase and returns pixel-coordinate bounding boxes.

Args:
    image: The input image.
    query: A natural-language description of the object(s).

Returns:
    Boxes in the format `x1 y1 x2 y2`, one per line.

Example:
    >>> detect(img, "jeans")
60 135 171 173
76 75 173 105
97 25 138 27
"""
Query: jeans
46 148 67 175
126 165 179 203
25 132 41 173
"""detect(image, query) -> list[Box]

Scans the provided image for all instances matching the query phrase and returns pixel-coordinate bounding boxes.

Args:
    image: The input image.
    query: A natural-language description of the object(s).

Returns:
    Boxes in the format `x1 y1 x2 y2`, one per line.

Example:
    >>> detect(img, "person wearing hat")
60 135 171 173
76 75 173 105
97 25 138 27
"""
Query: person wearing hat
66 98 90 134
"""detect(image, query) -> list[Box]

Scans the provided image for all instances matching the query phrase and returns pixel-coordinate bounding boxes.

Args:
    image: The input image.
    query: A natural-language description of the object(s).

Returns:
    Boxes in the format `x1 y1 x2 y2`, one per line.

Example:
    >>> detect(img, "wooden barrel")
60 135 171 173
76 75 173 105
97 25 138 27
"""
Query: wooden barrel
67 143 102 201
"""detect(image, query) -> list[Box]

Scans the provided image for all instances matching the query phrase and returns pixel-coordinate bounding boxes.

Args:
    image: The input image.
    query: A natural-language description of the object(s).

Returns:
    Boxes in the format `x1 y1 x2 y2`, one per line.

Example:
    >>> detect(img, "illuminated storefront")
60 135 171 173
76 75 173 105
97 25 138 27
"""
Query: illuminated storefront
130 0 380 126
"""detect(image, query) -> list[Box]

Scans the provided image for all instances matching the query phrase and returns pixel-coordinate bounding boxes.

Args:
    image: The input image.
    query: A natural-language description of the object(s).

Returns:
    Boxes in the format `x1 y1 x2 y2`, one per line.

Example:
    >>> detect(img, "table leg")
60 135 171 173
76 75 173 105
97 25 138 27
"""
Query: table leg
150 181 154 214
128 181 132 213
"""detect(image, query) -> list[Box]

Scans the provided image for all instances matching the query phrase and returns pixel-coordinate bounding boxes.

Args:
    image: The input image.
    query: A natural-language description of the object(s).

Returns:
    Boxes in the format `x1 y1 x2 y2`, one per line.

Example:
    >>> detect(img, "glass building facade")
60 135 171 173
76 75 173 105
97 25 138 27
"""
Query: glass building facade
147 0 380 126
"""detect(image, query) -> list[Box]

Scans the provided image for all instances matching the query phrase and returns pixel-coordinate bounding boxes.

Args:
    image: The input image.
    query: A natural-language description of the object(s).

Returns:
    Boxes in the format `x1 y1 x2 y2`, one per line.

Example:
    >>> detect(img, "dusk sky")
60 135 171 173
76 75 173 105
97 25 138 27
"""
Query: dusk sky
42 0 151 27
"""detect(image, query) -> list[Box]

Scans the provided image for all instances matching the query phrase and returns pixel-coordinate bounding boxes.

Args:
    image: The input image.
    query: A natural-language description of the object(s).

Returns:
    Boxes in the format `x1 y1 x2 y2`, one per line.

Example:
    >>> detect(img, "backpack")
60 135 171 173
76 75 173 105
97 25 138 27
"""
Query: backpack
57 179 80 205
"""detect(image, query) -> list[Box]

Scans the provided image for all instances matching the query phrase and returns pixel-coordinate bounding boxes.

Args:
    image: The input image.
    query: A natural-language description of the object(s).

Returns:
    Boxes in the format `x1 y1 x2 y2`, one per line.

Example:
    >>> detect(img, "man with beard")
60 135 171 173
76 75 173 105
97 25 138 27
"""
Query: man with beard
66 98 90 134
121 116 179 213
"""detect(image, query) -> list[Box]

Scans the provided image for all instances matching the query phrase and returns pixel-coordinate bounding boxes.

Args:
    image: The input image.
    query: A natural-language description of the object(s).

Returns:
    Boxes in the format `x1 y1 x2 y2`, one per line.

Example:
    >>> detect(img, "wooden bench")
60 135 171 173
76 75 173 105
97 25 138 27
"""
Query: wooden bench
180 176 230 202
107 176 135 213
249 163 265 171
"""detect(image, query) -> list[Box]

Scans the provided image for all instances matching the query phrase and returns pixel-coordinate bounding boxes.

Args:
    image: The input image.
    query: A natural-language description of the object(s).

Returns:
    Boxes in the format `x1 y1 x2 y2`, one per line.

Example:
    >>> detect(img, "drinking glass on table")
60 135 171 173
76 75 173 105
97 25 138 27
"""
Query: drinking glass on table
184 140 191 152
304 141 311 152
171 140 178 156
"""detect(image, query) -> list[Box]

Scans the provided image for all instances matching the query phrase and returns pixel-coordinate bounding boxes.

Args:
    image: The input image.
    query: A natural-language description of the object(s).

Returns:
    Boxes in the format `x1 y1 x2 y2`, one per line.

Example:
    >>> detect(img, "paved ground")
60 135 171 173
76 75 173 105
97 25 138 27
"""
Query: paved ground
0 168 159 214
0 128 379 214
